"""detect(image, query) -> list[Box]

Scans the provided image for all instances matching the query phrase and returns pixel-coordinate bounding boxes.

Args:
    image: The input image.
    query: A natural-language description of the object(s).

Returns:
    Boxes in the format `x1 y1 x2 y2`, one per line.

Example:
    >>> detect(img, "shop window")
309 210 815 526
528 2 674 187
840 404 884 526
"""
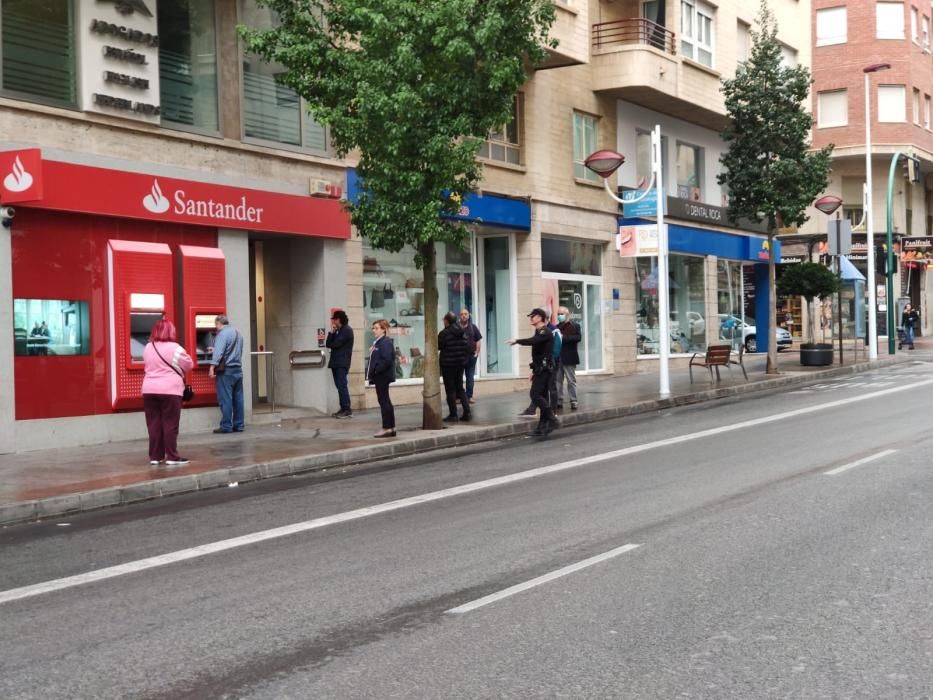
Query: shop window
635 254 705 355
541 238 602 276
239 0 329 152
13 299 89 356
573 112 599 183
478 95 522 165
681 0 714 67
717 260 744 348
1 0 76 107
159 0 220 133
361 240 473 381
676 142 703 201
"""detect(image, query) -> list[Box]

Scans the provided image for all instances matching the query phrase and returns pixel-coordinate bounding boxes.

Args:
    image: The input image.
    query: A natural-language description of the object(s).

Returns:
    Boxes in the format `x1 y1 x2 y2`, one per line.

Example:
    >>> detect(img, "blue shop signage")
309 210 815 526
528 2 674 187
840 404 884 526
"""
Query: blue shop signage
346 168 530 230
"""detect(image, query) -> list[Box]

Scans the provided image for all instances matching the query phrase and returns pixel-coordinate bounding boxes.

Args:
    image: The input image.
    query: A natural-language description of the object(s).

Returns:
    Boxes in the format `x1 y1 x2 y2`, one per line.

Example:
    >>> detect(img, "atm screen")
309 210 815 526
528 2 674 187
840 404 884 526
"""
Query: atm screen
194 314 216 362
130 312 164 361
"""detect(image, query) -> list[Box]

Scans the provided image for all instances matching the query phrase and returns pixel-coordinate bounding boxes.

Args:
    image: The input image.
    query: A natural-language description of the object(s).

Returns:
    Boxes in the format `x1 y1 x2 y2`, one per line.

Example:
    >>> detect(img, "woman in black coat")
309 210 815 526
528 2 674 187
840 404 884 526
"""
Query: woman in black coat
367 319 396 437
438 311 471 422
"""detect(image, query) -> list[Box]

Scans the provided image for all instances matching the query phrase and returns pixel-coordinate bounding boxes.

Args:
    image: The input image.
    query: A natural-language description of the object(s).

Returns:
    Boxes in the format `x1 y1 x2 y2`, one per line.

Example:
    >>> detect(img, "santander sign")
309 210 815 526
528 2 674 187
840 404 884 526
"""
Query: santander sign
143 178 264 223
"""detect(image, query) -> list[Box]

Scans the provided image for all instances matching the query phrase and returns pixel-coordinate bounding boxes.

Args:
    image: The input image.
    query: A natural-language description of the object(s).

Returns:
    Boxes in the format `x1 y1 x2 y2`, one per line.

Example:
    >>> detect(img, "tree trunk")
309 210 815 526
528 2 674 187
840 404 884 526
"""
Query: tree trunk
419 241 443 430
766 225 779 374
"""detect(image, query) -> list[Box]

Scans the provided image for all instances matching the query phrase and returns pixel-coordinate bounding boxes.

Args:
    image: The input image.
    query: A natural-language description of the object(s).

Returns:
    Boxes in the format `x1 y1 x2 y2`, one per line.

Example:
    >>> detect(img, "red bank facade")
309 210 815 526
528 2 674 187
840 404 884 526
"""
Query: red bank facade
1 148 350 451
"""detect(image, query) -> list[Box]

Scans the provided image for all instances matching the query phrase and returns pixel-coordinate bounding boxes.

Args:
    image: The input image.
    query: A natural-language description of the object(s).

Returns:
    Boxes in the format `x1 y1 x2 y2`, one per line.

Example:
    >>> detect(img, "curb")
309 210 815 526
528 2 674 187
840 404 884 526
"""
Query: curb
0 357 905 526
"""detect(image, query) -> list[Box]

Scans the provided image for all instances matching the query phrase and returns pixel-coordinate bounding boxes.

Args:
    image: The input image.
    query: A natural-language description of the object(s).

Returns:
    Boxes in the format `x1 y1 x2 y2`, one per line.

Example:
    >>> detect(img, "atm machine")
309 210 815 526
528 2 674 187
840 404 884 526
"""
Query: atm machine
108 240 175 410
177 245 226 406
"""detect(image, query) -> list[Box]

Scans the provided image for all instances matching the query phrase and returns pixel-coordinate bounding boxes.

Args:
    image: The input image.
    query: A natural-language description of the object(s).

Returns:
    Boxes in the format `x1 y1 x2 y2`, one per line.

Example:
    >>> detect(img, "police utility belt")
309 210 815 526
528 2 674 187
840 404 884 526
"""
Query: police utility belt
530 358 555 372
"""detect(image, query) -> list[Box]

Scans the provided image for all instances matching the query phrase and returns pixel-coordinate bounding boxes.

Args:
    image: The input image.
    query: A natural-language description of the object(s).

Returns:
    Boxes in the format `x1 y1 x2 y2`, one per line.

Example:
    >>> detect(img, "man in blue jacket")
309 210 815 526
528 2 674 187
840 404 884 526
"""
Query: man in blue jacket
326 309 355 418
207 315 244 434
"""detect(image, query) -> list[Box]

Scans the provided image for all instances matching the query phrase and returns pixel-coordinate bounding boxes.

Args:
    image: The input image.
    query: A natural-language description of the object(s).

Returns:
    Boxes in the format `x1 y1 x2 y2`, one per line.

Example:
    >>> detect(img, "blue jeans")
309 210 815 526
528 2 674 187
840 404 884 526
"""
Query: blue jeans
904 325 915 347
464 354 477 399
216 367 244 432
331 367 350 411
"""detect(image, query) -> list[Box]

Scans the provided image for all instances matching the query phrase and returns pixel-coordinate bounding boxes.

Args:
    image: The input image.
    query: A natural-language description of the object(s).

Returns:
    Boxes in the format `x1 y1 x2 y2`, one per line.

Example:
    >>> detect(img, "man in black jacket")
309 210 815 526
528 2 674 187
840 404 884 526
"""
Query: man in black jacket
556 305 581 410
325 309 354 418
509 308 559 436
439 311 471 422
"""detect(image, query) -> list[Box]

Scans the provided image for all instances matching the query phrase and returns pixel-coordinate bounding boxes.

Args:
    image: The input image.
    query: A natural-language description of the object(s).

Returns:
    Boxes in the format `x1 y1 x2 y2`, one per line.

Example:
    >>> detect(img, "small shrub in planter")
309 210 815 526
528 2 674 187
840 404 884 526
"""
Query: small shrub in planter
777 262 840 365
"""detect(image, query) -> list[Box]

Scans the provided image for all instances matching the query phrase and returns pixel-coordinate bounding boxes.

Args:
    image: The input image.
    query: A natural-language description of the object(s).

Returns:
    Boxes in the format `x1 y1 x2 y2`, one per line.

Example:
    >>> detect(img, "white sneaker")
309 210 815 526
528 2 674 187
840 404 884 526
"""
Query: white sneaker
149 460 161 466
166 459 190 466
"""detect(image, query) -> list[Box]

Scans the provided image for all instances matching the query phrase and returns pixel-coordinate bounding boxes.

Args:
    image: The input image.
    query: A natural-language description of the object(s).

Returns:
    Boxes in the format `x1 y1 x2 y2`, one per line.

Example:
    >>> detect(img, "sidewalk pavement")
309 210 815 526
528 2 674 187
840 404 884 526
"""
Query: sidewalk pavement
1 344 917 526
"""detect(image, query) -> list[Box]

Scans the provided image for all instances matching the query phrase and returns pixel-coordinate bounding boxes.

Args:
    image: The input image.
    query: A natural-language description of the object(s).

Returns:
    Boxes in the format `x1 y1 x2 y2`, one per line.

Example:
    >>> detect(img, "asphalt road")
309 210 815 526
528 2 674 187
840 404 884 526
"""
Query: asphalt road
2 362 932 699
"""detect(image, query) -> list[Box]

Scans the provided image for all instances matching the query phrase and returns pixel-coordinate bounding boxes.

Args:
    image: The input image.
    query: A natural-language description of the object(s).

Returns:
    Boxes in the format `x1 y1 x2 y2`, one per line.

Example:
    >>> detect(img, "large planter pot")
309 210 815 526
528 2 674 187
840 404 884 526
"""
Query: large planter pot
799 343 833 366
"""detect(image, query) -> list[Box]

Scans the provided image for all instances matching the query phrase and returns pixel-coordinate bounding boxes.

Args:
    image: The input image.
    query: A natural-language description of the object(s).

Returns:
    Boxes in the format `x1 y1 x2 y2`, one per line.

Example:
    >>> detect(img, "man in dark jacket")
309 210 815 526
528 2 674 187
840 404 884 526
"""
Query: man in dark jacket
556 305 581 410
509 308 559 436
325 309 354 418
438 311 471 422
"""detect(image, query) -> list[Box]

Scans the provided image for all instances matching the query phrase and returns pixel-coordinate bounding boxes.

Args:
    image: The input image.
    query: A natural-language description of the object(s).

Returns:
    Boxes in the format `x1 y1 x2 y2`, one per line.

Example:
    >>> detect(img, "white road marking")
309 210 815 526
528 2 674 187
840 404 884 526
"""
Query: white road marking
2 377 932 606
824 449 897 476
446 544 642 615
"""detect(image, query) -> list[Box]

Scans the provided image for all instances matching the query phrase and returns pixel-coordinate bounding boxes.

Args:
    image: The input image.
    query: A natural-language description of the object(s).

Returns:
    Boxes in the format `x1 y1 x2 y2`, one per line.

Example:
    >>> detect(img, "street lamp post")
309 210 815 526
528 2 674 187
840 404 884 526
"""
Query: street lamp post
585 124 670 397
815 194 844 365
864 62 891 360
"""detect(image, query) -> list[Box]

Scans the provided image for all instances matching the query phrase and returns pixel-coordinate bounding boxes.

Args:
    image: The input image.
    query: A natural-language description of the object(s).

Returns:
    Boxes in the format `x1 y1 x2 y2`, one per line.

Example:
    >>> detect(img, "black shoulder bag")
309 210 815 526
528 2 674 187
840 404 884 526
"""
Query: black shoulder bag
153 343 194 402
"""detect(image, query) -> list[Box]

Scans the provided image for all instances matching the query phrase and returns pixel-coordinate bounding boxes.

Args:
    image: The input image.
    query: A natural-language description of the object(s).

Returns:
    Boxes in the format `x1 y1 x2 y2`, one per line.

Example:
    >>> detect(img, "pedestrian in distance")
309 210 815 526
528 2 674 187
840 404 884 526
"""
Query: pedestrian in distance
555 306 581 411
900 303 920 350
508 308 559 437
368 319 397 438
326 309 354 418
207 314 245 434
459 307 482 404
439 311 471 422
142 319 193 466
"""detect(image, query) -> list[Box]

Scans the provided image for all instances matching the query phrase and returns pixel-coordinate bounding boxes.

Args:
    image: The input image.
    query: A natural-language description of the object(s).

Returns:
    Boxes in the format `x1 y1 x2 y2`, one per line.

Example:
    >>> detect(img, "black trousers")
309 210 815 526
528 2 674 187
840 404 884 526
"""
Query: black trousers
441 365 469 417
530 369 555 422
374 380 395 429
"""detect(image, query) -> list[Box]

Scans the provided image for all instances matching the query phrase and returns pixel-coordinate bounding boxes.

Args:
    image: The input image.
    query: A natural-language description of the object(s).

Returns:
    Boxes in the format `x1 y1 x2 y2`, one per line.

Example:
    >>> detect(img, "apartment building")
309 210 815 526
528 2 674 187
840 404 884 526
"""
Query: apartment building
0 0 809 453
798 0 933 339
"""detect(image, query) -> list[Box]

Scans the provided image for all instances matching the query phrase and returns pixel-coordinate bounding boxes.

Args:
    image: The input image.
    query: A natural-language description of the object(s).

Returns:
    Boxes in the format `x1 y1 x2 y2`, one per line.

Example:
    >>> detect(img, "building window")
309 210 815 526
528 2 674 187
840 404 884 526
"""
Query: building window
816 7 847 46
817 90 848 128
676 142 703 201
914 89 922 124
923 16 931 47
13 299 90 356
925 94 931 128
239 0 329 152
159 0 219 133
636 254 706 355
912 7 920 41
717 260 745 348
573 112 599 182
876 2 905 40
780 45 797 68
635 129 668 191
878 85 907 122
477 95 521 165
0 0 76 107
736 21 751 65
681 0 714 67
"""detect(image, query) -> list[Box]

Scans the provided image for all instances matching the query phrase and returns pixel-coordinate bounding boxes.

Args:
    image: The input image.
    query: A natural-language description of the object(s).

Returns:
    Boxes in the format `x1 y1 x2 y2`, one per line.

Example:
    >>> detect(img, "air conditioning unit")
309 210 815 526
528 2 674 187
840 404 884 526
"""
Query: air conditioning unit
310 179 331 197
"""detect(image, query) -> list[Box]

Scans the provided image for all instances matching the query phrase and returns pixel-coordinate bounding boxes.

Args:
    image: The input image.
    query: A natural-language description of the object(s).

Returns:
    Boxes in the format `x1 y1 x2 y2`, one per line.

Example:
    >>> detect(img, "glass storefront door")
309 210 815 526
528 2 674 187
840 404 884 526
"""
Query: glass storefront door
477 236 515 375
542 275 605 371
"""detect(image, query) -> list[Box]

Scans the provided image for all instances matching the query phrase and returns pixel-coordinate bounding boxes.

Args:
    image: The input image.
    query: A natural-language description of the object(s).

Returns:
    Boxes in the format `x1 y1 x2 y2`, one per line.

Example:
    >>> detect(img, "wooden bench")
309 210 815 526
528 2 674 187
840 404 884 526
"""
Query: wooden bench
689 343 747 383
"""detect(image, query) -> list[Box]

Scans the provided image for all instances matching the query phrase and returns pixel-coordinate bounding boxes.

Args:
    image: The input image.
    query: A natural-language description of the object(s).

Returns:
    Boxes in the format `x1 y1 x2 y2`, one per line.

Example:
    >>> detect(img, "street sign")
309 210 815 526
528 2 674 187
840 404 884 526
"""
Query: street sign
827 219 852 255
622 189 658 218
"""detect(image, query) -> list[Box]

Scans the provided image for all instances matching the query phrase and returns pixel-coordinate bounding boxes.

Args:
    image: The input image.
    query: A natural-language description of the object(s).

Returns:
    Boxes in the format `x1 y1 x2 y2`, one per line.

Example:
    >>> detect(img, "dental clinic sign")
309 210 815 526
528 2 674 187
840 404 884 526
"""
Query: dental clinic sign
1 150 350 239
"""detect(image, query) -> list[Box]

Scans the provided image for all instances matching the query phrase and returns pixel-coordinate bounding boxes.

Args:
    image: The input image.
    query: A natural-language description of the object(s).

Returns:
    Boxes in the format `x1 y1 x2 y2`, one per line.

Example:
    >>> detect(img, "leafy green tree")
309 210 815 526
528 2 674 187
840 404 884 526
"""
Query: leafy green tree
241 0 555 428
718 1 833 372
777 262 840 344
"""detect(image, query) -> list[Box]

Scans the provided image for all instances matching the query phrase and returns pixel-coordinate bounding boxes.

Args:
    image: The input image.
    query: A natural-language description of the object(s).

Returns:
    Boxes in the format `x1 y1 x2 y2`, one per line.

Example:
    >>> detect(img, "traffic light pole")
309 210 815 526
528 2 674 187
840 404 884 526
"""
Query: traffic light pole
885 152 902 355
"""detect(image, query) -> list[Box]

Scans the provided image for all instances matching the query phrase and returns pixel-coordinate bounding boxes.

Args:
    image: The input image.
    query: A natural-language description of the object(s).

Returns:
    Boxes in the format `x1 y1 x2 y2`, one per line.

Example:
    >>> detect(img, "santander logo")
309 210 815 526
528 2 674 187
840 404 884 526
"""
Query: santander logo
141 178 265 224
3 156 34 193
142 179 170 213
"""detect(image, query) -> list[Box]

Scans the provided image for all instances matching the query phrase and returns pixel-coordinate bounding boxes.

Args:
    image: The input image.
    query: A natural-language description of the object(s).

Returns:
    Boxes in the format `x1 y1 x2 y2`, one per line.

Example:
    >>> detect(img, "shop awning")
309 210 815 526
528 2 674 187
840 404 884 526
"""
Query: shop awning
839 255 865 281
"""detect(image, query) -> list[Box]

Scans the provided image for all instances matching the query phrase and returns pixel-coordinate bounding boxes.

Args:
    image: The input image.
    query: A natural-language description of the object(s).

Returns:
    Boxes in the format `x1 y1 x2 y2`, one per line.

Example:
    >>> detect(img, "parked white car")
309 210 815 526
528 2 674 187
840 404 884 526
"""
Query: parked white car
718 314 792 353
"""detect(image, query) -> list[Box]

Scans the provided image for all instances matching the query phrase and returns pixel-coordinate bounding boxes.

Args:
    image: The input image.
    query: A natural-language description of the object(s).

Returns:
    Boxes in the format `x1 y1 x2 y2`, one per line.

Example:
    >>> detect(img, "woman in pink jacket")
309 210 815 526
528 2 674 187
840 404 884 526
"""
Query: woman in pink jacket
142 320 193 466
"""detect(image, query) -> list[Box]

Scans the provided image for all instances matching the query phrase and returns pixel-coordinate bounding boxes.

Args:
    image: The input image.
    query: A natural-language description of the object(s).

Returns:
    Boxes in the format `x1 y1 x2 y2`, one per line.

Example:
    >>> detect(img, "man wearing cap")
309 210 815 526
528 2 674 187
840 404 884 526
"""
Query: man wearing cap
508 308 559 436
326 309 354 418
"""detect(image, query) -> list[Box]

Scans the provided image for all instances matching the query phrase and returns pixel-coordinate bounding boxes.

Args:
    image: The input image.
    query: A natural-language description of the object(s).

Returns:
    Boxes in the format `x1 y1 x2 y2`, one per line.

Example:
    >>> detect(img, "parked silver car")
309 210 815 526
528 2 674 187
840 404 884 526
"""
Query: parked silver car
718 314 792 353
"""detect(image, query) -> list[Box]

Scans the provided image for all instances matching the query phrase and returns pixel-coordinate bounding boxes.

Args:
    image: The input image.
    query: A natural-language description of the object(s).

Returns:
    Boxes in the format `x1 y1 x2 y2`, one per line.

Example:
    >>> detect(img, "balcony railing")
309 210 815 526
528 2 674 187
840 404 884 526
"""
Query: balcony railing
592 18 676 55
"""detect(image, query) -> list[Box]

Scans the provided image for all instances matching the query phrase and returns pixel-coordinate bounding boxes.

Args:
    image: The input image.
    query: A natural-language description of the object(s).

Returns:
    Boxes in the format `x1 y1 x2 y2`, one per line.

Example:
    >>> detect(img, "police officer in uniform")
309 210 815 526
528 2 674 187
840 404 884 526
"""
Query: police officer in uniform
509 308 560 436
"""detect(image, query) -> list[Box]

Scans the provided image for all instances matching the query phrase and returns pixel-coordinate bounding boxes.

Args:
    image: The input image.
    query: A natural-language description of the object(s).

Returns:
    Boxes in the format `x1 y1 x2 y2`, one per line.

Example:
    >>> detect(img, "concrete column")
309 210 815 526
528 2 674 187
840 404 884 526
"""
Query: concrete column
218 230 252 420
0 223 14 453
216 0 243 142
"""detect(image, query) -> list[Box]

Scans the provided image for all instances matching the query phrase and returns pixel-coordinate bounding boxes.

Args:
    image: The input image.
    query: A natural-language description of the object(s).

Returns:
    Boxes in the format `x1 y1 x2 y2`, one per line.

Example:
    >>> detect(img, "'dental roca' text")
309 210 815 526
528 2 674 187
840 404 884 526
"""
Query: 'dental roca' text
173 190 264 223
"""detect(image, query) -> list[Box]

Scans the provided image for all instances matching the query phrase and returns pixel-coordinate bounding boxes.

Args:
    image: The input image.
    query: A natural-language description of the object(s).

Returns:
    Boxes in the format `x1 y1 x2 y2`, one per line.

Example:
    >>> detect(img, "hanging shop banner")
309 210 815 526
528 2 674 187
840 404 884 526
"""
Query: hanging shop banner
901 237 933 267
618 224 659 257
